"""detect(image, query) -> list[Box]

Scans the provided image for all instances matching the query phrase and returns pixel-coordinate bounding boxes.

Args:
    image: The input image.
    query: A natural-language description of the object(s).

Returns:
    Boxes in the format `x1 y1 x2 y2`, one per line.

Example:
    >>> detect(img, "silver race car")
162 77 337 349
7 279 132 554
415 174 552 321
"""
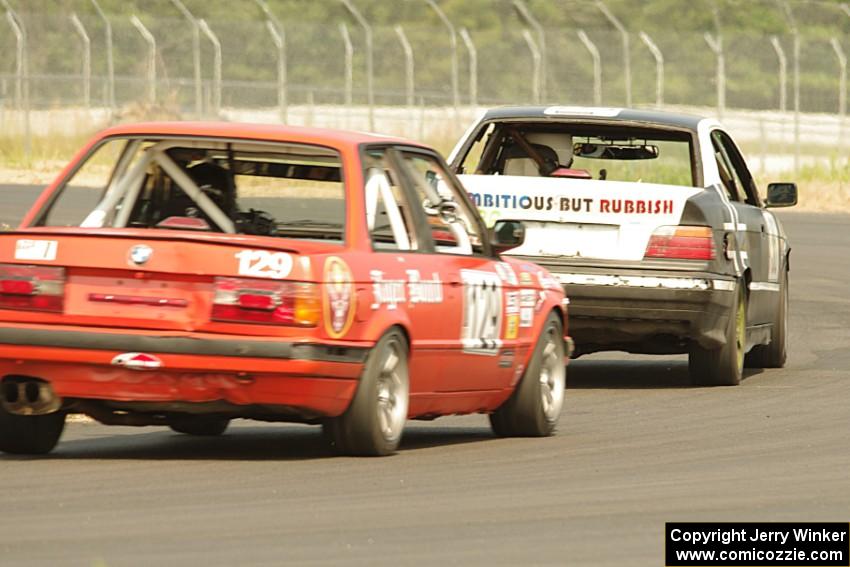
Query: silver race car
450 106 797 386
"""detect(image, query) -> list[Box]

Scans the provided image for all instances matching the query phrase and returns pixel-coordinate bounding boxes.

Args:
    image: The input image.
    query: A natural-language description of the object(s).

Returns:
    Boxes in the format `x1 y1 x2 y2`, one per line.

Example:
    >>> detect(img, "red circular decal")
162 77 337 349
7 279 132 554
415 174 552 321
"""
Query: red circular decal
323 256 356 338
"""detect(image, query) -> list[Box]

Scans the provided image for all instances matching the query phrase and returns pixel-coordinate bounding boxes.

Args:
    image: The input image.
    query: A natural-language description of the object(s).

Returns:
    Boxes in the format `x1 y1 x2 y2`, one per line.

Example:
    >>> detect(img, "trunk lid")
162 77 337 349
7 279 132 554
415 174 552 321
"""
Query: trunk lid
0 228 335 332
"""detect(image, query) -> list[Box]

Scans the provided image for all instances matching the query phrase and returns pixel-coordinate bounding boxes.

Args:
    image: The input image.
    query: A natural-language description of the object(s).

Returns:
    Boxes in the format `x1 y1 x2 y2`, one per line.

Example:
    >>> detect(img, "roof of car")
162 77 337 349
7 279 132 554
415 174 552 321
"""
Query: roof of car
480 106 706 131
95 121 420 150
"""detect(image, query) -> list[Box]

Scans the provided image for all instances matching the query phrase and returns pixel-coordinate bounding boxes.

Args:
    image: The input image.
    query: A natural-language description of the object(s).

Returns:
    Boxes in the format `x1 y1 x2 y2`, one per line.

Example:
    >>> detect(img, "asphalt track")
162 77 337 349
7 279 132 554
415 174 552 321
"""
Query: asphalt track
1 185 849 566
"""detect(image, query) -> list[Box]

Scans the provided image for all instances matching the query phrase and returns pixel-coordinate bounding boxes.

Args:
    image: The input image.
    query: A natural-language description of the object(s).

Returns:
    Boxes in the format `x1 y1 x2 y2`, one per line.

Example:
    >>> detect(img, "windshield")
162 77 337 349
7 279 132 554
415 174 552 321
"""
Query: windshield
36 137 346 243
457 121 696 187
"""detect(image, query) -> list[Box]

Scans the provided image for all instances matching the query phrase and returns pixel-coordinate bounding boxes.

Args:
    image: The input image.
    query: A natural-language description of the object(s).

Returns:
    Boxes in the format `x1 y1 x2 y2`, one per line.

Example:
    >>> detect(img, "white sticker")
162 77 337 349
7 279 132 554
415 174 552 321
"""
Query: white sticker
235 250 293 279
495 262 519 286
15 239 58 261
543 106 622 117
461 270 503 355
520 289 537 308
520 307 534 328
370 270 406 310
505 291 519 315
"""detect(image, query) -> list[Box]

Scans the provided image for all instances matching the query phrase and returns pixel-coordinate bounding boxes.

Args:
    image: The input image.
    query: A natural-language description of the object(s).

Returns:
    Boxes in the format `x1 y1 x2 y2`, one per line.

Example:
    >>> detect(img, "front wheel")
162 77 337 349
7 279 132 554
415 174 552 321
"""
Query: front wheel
690 281 746 386
323 329 410 456
0 406 66 455
490 313 566 437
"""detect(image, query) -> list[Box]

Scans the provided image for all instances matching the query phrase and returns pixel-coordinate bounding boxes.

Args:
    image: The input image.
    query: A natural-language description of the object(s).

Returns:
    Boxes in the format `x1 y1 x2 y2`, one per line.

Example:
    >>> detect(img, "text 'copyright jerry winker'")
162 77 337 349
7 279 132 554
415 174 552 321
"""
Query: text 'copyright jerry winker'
666 523 849 566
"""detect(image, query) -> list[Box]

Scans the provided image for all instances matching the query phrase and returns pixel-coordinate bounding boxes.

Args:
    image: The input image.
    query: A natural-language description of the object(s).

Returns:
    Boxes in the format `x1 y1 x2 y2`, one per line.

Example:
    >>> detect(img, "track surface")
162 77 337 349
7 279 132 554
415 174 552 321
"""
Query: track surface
1 186 848 566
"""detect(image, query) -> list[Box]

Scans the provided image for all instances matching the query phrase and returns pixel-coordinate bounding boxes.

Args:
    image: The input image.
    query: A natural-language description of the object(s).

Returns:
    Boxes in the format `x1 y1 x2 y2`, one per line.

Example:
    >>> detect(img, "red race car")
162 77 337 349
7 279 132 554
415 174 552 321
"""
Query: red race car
0 122 571 456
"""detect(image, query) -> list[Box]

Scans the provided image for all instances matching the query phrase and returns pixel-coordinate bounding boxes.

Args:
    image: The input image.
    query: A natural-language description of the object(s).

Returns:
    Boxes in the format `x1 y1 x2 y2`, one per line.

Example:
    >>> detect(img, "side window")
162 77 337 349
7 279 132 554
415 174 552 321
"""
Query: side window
711 131 740 201
363 151 419 251
39 139 127 226
711 130 759 205
456 123 495 174
398 152 484 256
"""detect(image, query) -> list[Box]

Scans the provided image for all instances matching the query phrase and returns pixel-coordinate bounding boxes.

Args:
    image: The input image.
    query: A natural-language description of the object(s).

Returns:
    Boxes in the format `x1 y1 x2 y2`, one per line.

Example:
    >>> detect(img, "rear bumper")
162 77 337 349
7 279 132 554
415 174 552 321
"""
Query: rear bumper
0 325 368 417
554 270 736 354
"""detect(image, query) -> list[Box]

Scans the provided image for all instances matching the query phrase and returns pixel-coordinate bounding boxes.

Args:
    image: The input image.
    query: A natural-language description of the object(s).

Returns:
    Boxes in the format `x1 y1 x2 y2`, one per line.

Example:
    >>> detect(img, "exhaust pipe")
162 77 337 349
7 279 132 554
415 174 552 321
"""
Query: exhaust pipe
1 378 62 416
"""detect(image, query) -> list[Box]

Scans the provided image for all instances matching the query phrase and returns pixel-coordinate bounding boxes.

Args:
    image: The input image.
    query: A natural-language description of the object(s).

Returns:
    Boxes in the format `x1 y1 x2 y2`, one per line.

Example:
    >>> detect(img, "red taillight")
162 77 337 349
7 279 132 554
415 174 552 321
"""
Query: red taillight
212 277 320 326
644 226 716 260
0 264 65 313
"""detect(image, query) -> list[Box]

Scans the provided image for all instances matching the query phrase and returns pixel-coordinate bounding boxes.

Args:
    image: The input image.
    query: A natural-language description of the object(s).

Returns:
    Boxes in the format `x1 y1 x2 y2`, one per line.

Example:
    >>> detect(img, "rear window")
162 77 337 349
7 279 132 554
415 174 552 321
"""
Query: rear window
457 121 696 187
37 137 346 243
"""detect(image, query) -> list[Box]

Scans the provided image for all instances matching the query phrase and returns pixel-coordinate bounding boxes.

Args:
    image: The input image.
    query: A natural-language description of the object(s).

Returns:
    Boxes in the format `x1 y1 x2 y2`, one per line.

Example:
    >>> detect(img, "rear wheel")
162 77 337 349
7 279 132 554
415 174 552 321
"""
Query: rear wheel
745 269 788 369
689 281 746 386
0 406 66 455
167 416 230 436
490 313 566 437
323 330 409 456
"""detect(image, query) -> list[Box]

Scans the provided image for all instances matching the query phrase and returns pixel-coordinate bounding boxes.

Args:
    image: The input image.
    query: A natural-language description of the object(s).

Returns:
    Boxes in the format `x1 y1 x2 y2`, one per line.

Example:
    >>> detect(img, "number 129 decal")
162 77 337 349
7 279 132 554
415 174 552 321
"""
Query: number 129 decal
235 250 293 279
460 269 503 355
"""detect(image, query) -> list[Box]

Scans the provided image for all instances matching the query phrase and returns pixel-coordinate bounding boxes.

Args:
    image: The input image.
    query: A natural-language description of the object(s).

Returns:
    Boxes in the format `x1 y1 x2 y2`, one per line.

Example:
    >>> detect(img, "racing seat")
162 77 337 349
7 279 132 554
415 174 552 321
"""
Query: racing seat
501 143 560 177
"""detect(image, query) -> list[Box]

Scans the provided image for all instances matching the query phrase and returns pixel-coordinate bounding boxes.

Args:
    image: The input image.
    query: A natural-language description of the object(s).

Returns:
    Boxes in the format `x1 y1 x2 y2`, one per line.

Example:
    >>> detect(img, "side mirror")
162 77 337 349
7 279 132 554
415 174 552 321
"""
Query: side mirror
491 220 525 254
765 182 798 208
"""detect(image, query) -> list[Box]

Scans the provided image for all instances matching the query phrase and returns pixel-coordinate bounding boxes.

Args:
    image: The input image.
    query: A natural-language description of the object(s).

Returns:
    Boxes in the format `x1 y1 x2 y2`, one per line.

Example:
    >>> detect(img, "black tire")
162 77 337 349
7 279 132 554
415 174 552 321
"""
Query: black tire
0 405 65 455
689 281 746 386
490 313 566 437
167 415 230 436
323 329 409 456
745 269 788 369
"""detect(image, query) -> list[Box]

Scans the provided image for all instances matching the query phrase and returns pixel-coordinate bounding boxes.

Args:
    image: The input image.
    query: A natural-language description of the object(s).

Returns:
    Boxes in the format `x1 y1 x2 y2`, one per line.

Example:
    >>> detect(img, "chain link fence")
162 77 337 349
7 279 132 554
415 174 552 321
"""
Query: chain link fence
2 4 850 181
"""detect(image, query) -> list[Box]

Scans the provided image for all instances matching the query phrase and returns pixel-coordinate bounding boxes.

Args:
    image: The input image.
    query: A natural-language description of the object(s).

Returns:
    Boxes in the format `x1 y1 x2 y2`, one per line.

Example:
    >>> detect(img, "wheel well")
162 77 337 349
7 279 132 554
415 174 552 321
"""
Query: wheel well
386 324 411 353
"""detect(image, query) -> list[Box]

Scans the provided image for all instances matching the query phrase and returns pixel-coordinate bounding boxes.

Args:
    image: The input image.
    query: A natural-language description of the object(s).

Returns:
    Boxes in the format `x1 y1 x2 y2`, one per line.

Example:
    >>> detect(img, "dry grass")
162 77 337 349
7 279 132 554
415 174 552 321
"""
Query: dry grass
2 130 848 213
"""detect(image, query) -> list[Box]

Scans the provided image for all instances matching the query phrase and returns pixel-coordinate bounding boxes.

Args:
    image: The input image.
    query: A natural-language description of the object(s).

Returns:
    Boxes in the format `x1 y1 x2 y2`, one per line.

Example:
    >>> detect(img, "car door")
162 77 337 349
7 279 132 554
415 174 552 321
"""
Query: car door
710 129 775 326
390 147 519 393
360 147 462 398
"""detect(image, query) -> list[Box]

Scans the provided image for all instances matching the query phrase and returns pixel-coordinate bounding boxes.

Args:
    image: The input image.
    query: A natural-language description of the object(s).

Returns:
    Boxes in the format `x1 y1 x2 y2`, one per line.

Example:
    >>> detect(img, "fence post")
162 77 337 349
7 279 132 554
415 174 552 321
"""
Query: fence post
339 23 354 108
596 0 631 107
639 31 663 108
394 26 415 111
770 36 787 112
513 0 546 101
90 0 115 112
703 32 725 119
70 13 92 109
780 0 800 174
130 15 157 105
170 0 202 117
340 0 374 130
577 30 602 106
264 21 288 124
199 19 222 116
831 37 846 151
255 0 288 124
521 30 541 104
459 27 477 107
3 1 30 159
424 0 459 114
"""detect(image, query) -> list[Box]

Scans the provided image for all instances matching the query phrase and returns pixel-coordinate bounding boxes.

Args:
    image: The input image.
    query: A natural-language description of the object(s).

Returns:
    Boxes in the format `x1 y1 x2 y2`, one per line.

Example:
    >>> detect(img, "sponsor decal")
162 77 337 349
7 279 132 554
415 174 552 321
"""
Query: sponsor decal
406 270 443 304
370 270 406 310
537 271 561 290
520 307 534 328
543 106 622 117
468 193 674 216
461 270 503 355
505 314 519 340
235 249 293 279
520 289 537 308
323 256 356 338
15 239 57 261
519 271 533 286
371 269 443 309
128 244 153 266
111 352 162 370
494 262 519 285
505 291 519 314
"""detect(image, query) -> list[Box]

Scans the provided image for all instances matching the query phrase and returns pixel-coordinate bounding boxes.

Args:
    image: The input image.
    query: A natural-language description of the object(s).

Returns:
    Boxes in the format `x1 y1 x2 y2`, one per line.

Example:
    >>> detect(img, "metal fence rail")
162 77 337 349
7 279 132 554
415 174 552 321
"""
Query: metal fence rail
2 1 850 176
